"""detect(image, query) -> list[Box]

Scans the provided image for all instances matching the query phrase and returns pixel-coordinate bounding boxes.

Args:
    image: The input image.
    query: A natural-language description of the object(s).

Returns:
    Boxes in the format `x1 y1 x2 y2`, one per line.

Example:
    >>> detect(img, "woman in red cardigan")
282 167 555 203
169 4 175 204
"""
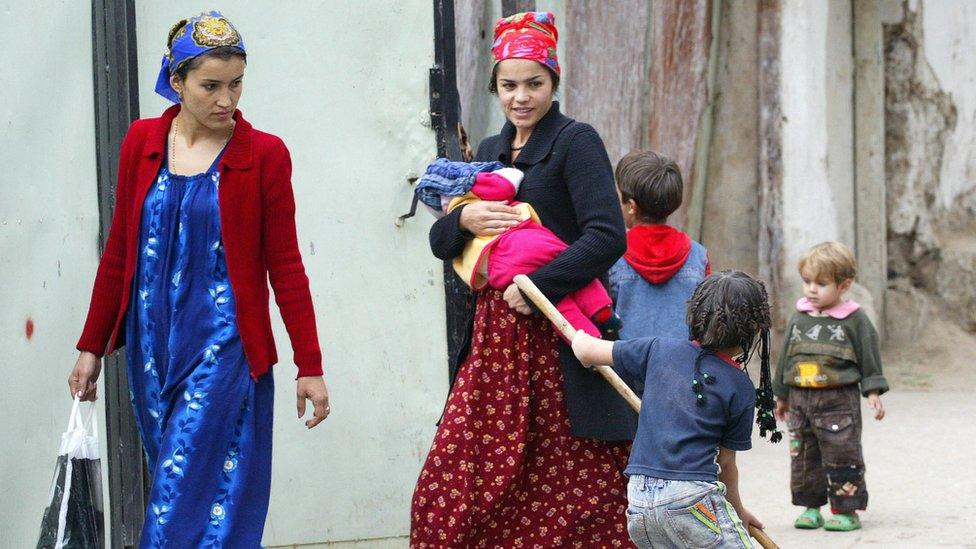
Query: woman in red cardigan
67 12 328 547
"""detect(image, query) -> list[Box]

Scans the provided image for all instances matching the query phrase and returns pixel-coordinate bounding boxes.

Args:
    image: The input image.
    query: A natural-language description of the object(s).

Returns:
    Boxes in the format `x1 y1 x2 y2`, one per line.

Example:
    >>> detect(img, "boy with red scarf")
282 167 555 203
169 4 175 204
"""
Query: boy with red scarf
609 150 711 341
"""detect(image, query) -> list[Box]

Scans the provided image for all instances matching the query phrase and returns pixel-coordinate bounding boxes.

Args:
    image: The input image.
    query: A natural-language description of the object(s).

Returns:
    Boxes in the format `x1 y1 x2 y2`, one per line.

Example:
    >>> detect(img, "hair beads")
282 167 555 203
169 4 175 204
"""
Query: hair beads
685 270 781 442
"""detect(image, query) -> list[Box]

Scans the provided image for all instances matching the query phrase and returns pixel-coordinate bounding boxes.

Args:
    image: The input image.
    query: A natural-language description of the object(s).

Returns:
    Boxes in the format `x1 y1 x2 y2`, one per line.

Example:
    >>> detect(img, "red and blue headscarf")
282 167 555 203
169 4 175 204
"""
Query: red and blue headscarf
491 11 560 75
154 11 246 103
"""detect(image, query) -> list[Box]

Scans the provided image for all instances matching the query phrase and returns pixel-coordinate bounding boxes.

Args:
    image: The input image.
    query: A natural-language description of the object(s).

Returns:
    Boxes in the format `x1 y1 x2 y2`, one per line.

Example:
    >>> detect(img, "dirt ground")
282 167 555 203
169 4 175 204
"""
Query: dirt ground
278 307 976 549
884 313 976 392
739 310 976 548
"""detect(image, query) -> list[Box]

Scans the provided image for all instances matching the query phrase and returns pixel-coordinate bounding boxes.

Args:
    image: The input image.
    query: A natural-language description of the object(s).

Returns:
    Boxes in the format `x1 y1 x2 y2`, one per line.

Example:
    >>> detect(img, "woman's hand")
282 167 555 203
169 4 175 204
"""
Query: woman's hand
297 376 331 429
503 283 533 315
459 201 522 236
68 352 101 401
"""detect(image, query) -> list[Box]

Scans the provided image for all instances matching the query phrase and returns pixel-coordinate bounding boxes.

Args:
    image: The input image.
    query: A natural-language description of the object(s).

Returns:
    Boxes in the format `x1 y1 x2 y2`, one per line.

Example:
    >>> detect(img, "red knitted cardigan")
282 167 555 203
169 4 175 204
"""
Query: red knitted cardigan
77 105 322 379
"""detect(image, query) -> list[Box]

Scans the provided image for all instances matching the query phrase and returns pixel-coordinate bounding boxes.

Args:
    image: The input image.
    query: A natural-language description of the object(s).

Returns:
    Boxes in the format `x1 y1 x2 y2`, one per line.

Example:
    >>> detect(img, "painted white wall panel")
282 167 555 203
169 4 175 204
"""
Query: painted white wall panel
0 2 103 547
779 0 855 307
922 0 976 209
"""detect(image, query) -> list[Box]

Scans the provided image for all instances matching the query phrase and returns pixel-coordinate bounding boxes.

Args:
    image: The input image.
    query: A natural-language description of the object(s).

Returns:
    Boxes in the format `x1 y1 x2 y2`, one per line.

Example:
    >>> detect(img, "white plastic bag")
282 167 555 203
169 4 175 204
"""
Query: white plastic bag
36 396 104 548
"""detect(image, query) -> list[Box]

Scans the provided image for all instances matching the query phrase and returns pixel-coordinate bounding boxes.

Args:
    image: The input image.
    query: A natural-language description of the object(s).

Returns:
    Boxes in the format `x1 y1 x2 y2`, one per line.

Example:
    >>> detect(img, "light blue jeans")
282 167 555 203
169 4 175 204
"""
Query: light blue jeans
626 475 753 549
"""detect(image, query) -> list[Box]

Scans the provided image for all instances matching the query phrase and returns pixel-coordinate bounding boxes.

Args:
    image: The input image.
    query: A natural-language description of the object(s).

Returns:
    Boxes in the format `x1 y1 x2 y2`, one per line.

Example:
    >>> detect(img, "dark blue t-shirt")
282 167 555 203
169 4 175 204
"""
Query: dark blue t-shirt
611 337 756 481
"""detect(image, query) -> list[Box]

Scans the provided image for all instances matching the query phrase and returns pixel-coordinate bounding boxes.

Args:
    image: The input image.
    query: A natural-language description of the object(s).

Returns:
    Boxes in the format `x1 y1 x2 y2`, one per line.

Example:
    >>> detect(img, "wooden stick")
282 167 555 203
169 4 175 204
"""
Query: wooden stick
512 274 779 549
748 526 778 549
513 275 642 412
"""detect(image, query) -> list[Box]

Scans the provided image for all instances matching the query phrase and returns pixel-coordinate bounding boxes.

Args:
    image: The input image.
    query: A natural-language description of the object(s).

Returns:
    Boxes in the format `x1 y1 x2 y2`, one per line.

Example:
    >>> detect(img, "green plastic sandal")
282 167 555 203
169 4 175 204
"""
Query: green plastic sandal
794 508 824 529
825 512 862 532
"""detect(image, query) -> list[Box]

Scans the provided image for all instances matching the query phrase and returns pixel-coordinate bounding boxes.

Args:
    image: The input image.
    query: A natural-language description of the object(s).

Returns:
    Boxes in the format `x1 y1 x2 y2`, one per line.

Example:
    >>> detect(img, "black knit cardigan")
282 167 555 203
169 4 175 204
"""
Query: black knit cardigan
429 102 637 441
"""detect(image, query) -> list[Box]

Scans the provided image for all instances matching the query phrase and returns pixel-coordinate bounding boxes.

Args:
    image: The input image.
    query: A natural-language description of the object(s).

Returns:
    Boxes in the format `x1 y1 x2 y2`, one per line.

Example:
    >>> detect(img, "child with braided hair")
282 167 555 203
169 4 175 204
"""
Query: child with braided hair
773 241 888 532
573 270 780 548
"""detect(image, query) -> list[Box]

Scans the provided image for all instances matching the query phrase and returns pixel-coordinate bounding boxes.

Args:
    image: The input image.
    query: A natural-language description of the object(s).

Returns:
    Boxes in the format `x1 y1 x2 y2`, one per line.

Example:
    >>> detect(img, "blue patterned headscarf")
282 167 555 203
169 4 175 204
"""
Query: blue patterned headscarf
154 11 246 103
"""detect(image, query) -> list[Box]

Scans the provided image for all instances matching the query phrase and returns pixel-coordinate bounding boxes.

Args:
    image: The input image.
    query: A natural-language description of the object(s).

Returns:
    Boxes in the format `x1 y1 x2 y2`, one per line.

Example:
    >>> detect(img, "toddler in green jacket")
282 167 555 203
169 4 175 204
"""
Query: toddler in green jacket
773 241 888 532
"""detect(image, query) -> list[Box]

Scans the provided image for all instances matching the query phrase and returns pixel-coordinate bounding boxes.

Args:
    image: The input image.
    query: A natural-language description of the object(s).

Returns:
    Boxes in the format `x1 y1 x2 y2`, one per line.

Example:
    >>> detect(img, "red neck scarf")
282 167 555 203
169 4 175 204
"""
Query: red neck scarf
624 225 692 284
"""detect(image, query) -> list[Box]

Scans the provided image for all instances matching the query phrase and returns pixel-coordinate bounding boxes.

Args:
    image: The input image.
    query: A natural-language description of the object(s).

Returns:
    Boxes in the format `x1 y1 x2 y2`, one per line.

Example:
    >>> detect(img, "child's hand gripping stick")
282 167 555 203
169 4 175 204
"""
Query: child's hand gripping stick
513 274 642 413
512 273 779 549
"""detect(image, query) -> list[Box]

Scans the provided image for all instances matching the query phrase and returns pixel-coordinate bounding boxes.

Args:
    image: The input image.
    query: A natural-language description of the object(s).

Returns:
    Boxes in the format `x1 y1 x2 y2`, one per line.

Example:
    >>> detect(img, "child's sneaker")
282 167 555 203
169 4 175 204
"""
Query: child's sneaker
793 508 824 529
591 307 623 340
824 512 861 531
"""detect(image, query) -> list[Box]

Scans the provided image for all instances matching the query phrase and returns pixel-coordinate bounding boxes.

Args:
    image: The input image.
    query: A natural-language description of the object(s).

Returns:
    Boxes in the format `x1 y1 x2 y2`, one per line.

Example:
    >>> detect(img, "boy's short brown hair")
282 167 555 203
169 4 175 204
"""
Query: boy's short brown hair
615 150 683 221
798 241 857 283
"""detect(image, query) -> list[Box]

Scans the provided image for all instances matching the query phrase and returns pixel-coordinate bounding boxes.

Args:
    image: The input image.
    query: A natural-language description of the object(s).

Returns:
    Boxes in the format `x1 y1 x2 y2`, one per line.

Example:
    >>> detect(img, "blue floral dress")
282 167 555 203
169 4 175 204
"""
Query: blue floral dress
125 153 274 548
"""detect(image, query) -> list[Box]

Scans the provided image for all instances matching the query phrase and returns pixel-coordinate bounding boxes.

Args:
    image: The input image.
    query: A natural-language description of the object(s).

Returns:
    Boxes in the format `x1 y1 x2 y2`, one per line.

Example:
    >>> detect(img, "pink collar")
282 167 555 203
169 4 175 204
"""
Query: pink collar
796 297 860 319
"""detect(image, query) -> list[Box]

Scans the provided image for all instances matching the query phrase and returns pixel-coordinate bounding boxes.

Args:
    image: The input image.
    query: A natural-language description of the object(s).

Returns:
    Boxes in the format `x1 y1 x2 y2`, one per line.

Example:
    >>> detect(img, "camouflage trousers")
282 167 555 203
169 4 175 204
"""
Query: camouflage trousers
787 384 868 512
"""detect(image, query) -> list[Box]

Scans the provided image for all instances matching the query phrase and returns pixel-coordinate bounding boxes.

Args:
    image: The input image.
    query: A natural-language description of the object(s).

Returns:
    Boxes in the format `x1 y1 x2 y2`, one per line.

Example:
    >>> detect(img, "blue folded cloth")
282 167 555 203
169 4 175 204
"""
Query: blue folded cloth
415 158 506 210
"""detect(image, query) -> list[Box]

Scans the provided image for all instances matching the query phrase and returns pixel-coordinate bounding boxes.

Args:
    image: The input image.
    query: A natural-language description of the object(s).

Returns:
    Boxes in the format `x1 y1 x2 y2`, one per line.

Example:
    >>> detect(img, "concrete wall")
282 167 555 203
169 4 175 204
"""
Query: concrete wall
825 2 856 246
0 2 106 547
921 1 976 331
777 0 857 315
922 1 976 211
883 0 976 331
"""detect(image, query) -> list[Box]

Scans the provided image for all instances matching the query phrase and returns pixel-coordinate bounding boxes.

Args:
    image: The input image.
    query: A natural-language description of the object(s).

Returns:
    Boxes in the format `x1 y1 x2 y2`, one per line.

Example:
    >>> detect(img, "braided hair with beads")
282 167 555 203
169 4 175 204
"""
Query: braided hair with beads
685 270 782 442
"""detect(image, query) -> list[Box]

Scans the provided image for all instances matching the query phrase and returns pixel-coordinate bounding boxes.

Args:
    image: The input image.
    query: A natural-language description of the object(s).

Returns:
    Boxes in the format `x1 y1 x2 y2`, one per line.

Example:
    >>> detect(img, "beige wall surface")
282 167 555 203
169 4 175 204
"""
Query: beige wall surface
0 2 105 547
923 0 976 209
133 2 444 546
778 0 856 314
884 0 976 330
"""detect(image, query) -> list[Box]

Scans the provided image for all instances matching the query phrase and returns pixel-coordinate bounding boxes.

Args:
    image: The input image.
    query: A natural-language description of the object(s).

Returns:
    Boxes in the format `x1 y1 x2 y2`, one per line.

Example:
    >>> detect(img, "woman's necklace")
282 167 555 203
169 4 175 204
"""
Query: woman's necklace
170 115 234 174
169 116 180 172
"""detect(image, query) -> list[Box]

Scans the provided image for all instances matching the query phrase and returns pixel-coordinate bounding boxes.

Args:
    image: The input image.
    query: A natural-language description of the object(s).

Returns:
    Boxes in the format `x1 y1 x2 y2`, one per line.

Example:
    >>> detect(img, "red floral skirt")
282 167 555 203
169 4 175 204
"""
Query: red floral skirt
410 289 633 548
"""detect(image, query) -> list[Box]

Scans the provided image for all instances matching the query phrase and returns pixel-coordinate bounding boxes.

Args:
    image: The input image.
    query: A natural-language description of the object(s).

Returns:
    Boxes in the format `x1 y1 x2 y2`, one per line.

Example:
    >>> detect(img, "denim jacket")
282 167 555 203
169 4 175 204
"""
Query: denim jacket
609 241 709 340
